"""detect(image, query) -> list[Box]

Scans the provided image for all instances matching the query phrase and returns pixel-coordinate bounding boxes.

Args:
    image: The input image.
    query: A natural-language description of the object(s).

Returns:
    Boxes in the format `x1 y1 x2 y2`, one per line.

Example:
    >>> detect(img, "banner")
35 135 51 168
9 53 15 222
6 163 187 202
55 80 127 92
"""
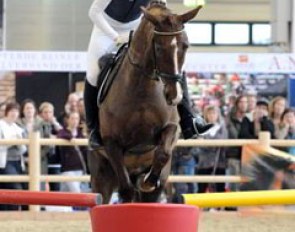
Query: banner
0 51 294 73
185 53 295 73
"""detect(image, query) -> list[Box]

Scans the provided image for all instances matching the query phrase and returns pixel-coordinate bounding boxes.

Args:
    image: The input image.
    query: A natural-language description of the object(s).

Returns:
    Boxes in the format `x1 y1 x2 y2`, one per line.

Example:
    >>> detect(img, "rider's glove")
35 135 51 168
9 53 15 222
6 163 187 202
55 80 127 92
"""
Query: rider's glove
115 33 129 46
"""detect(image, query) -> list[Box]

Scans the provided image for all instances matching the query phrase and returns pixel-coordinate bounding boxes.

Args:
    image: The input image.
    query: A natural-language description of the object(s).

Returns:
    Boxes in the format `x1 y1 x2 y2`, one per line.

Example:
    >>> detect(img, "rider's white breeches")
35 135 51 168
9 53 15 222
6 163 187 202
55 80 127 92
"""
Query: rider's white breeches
86 20 140 87
86 31 114 87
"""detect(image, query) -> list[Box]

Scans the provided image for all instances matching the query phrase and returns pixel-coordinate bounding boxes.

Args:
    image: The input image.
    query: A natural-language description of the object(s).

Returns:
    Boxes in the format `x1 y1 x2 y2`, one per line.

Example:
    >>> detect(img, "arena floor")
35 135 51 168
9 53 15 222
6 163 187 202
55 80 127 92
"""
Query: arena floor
0 210 294 232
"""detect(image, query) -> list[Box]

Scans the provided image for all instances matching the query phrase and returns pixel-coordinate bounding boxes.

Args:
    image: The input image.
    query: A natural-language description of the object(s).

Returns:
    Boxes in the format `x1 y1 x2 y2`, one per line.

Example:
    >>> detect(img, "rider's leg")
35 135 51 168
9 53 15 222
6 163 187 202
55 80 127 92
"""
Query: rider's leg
178 73 213 139
84 34 114 149
84 79 102 149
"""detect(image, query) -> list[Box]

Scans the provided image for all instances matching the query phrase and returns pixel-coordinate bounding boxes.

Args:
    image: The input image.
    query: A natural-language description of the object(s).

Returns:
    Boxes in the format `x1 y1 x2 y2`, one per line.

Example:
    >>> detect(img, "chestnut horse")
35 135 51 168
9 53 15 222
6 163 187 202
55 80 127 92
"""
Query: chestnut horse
88 1 202 203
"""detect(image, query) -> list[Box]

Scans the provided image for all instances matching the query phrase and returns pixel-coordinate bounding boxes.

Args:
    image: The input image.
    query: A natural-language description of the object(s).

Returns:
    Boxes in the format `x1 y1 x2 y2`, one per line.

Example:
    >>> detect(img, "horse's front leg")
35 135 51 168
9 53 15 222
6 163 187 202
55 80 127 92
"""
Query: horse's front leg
104 140 135 202
139 123 178 192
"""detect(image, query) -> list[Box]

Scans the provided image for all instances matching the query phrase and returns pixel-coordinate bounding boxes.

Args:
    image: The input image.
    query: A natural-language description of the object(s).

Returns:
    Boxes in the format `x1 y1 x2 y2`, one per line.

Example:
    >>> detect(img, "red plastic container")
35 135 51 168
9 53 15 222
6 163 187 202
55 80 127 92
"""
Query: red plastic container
90 203 199 232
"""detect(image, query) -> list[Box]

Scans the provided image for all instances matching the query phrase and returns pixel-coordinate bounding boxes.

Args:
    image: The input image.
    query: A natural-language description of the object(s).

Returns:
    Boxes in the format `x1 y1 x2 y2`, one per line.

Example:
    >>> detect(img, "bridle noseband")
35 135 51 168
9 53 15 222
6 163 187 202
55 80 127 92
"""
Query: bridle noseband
128 28 185 83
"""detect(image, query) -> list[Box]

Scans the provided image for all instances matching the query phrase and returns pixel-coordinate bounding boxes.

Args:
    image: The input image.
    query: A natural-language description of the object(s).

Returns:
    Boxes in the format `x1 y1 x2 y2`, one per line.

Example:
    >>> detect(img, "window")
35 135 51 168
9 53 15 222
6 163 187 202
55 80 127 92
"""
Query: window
252 24 271 45
185 21 270 46
185 23 212 44
215 23 250 45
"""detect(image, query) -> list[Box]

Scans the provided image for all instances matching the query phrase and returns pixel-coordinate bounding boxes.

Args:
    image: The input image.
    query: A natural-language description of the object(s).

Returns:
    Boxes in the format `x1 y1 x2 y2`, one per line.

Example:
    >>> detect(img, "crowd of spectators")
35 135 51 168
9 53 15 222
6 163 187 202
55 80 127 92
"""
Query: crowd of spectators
0 92 88 211
0 92 294 211
172 93 295 210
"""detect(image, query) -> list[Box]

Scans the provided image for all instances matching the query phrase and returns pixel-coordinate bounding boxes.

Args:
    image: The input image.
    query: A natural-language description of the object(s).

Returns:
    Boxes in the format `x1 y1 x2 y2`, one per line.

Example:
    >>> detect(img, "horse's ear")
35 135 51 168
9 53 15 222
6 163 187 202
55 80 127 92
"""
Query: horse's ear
141 6 159 25
178 5 202 23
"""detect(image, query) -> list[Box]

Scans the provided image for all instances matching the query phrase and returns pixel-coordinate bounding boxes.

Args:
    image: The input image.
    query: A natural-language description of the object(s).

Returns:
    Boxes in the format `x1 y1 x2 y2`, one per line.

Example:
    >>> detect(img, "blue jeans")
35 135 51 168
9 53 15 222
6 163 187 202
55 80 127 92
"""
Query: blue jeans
173 157 196 194
0 160 24 210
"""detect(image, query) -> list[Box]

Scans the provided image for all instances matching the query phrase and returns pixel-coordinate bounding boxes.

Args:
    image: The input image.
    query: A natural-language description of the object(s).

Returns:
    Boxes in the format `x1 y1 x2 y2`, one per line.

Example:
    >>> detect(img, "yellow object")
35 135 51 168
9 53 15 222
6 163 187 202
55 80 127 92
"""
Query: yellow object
183 189 295 207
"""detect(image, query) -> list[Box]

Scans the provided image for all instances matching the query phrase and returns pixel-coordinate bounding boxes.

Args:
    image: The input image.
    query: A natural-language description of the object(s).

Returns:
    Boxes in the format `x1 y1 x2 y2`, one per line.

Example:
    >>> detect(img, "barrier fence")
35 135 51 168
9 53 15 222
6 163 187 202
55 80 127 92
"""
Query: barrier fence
0 131 294 211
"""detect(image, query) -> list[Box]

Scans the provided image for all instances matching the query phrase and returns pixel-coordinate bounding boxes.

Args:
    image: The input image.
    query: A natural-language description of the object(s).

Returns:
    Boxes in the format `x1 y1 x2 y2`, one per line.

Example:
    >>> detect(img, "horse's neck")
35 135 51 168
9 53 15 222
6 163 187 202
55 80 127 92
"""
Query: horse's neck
128 22 154 74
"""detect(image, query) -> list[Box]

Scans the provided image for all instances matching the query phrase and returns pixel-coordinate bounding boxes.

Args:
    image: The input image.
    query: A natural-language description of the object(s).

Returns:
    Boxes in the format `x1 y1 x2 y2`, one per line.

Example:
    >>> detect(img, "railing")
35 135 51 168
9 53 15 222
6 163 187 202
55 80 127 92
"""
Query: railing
0 131 295 211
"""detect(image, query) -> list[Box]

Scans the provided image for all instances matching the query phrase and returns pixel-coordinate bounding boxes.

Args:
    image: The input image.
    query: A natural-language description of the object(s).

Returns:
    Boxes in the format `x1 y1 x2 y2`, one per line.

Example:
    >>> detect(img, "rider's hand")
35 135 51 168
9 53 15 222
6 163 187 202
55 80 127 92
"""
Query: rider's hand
115 33 129 46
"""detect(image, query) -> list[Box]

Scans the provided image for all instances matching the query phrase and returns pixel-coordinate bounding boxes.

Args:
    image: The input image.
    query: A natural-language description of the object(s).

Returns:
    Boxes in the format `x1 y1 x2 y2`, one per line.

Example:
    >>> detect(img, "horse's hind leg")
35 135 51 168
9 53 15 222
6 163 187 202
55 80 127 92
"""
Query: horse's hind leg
88 149 117 204
139 124 178 192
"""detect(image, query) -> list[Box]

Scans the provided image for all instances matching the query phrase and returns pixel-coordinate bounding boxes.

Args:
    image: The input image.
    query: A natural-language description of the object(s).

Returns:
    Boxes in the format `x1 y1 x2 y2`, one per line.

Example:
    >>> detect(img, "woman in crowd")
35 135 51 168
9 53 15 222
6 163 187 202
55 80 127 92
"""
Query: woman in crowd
39 102 63 191
269 96 287 138
0 102 27 210
57 111 88 195
18 99 41 137
193 105 228 193
276 108 295 154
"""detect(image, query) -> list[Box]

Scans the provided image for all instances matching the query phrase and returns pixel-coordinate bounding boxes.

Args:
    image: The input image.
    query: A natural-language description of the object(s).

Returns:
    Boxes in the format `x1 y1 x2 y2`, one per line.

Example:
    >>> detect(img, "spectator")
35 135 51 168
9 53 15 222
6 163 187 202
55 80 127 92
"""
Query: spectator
223 95 236 117
246 94 257 121
278 108 295 155
172 146 197 196
18 99 41 137
58 92 79 127
225 95 248 193
0 102 27 210
269 96 287 138
57 112 88 195
39 102 63 191
275 107 295 140
193 105 228 194
240 98 275 139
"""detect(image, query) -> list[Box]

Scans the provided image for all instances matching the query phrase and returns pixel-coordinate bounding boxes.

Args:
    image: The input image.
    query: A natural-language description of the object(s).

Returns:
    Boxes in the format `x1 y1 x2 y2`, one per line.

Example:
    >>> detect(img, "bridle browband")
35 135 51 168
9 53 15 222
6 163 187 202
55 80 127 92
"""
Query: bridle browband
128 28 185 83
153 29 184 36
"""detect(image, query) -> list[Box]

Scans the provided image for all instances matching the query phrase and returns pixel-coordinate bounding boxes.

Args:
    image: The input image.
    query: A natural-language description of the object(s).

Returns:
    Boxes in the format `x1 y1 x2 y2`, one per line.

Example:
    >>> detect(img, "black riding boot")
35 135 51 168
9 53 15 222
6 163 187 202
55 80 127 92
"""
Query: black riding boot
178 74 213 139
84 80 103 149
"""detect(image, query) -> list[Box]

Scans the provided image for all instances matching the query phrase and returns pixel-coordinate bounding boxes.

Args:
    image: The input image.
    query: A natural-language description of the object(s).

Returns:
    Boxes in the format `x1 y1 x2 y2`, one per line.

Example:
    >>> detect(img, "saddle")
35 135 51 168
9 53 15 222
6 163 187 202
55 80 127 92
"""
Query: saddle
97 43 128 106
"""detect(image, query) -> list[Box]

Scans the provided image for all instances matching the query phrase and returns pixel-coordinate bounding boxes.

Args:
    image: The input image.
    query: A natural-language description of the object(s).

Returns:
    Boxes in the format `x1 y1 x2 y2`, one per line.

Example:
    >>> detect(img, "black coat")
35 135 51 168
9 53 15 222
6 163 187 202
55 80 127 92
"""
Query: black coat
57 128 87 173
239 116 275 139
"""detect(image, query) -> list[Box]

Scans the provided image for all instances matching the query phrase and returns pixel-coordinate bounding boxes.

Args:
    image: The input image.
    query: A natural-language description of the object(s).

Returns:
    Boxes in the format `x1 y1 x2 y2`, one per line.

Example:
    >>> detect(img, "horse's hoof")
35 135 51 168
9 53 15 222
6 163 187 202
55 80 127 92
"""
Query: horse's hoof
119 187 135 203
138 175 160 193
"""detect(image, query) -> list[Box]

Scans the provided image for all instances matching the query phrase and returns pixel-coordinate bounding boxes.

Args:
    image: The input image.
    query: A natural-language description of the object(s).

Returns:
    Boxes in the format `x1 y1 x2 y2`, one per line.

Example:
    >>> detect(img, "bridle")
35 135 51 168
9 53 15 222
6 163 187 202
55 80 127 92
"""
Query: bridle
128 27 185 83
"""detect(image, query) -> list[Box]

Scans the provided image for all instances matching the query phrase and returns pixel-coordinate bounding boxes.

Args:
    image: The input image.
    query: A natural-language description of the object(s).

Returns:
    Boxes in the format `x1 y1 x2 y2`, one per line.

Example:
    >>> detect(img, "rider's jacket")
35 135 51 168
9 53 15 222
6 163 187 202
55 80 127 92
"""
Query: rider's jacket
105 0 151 23
89 0 151 40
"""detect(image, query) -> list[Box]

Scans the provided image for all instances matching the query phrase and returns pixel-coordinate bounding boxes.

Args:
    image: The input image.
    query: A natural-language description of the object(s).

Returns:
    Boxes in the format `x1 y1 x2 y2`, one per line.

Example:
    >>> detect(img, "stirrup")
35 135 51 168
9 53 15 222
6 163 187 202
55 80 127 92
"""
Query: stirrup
88 130 103 150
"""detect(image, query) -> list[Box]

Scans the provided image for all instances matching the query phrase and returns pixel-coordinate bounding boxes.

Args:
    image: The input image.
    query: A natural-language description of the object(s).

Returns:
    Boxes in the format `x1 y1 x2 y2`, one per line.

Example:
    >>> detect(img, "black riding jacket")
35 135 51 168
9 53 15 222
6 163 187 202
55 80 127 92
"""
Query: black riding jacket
105 0 151 23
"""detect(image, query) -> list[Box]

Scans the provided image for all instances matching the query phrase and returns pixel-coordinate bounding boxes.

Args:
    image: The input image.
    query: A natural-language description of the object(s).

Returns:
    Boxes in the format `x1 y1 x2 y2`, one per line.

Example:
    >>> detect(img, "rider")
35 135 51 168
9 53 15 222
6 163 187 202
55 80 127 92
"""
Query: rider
84 0 212 149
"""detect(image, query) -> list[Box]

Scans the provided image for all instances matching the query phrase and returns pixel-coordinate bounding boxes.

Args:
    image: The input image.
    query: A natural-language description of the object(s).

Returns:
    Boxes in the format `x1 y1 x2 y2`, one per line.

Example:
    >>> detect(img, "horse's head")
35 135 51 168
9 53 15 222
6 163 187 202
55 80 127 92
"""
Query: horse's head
141 2 202 105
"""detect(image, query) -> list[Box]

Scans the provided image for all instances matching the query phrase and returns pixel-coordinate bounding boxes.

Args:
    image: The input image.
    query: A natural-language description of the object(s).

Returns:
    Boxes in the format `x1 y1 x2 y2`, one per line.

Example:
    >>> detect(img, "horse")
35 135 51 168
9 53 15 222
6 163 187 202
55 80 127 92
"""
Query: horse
88 1 202 204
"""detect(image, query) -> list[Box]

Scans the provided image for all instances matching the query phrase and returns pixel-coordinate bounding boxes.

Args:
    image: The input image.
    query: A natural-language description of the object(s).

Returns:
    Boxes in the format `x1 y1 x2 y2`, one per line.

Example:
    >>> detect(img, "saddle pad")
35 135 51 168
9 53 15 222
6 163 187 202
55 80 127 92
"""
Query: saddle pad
97 44 128 106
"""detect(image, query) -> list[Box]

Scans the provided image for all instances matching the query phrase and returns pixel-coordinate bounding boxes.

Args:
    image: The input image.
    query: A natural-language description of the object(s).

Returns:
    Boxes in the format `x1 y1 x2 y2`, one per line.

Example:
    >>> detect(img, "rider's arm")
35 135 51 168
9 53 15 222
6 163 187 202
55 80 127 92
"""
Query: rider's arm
88 0 119 41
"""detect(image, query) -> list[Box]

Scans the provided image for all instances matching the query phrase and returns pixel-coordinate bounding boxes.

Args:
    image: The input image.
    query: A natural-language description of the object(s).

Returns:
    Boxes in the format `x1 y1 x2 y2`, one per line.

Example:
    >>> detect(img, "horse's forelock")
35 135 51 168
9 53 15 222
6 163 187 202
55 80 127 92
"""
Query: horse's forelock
145 2 175 26
149 0 167 8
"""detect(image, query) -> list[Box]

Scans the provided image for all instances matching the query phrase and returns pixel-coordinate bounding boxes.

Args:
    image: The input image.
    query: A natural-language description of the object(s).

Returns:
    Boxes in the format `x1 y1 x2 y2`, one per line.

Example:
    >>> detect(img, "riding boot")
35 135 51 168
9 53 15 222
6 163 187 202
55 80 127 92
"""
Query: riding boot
84 80 103 149
177 73 213 139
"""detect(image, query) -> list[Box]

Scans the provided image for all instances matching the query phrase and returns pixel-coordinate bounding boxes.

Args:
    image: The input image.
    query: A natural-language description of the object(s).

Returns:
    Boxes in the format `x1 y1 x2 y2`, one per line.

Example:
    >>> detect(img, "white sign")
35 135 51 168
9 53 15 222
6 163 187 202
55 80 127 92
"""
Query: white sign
0 51 85 72
185 53 295 73
0 51 294 73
